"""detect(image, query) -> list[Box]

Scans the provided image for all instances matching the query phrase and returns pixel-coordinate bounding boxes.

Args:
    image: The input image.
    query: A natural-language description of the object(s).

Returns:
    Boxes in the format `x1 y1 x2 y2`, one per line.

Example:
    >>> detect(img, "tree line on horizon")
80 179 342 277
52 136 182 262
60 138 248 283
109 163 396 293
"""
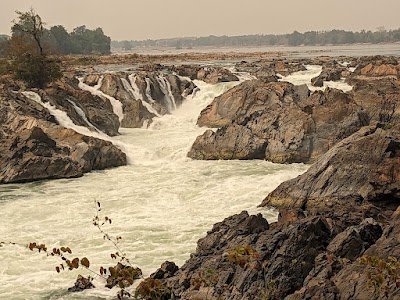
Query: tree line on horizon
112 28 400 50
0 25 111 57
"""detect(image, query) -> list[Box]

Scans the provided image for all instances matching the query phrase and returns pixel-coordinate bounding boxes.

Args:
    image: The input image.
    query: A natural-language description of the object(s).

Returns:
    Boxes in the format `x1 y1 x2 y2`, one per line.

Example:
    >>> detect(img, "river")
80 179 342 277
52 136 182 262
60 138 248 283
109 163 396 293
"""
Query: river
0 77 309 299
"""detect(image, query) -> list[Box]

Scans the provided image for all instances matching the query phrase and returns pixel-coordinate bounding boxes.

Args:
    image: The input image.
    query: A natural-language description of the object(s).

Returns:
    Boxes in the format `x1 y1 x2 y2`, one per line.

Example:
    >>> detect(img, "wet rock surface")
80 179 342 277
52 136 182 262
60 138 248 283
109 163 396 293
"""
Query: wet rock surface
0 90 126 183
189 80 367 163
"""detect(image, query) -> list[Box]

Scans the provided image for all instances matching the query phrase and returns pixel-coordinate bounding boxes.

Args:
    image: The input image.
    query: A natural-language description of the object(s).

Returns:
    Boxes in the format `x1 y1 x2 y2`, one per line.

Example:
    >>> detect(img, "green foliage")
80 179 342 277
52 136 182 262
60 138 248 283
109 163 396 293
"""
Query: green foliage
360 255 400 298
46 25 111 55
10 53 61 88
8 9 62 88
112 27 400 49
12 8 45 55
135 278 174 300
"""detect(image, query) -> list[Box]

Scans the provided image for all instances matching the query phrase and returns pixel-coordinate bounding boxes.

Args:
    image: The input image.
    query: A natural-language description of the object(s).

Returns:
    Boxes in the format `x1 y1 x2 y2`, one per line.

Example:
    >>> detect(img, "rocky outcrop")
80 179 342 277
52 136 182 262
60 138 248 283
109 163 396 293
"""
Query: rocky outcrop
189 81 368 163
0 90 126 183
151 207 398 300
85 71 196 128
285 210 399 300
157 211 331 300
260 124 400 210
311 68 343 87
351 56 400 79
351 78 400 123
235 59 307 80
170 65 239 83
43 76 121 136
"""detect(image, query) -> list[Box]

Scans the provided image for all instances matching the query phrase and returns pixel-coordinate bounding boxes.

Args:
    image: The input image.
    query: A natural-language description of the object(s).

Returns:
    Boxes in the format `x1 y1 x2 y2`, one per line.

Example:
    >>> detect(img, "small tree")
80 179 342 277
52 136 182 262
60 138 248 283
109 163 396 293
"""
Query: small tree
8 8 61 88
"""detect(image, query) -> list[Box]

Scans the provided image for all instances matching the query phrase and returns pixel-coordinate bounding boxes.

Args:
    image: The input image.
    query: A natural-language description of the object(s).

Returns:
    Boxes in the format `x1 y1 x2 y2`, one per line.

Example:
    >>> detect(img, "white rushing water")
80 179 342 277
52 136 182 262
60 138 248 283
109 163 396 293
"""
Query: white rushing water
279 65 353 92
78 77 125 123
1 80 308 300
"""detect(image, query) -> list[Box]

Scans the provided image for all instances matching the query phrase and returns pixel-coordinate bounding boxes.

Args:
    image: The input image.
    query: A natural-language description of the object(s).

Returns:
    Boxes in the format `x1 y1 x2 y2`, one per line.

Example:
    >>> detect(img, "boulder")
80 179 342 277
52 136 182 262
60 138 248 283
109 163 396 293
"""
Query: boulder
311 68 343 87
326 218 383 260
189 81 367 163
260 124 400 211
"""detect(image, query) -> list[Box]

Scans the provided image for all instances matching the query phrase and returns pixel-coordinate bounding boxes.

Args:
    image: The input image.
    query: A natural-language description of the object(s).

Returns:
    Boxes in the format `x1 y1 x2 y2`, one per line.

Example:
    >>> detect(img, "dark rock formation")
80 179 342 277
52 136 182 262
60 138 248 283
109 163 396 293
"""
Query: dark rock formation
156 211 331 300
285 210 399 300
87 71 196 128
0 90 126 184
43 76 121 136
260 124 400 210
189 80 367 163
311 68 343 87
170 65 239 83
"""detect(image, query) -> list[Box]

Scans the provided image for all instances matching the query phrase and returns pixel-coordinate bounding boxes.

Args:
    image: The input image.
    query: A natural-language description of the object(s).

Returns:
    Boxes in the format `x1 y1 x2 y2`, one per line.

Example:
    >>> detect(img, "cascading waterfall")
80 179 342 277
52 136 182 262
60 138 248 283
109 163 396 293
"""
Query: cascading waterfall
66 99 100 132
156 74 177 112
1 78 309 300
21 91 134 164
78 77 125 122
144 77 155 104
123 76 161 117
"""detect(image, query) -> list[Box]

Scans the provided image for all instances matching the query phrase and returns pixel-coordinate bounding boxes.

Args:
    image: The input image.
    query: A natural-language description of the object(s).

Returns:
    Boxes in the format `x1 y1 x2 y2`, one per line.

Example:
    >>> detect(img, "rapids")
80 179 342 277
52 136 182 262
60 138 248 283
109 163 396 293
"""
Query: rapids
0 80 308 299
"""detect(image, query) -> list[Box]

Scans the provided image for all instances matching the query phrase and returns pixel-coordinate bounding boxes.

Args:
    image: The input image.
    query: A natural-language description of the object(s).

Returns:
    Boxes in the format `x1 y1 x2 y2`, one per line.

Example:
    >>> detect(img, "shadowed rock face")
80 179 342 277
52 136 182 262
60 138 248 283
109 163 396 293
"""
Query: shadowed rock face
351 78 400 123
0 90 126 184
260 125 400 211
42 76 121 136
95 71 196 128
156 211 331 300
189 80 368 163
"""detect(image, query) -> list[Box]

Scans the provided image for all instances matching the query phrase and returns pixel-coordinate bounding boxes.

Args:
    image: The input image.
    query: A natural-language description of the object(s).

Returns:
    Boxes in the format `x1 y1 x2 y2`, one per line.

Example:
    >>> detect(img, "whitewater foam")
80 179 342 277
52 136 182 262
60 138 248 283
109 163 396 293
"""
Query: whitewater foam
1 81 309 300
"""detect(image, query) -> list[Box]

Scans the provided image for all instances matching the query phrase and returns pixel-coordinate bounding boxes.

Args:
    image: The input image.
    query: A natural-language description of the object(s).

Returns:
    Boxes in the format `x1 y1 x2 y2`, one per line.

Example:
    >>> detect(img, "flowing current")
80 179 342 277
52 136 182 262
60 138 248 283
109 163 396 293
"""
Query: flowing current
0 80 308 300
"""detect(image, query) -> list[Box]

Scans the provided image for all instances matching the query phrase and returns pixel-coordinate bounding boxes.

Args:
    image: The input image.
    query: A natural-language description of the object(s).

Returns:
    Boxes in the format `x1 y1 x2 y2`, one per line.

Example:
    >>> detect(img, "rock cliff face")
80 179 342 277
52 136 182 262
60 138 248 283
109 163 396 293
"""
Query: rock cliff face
0 90 126 183
351 78 400 123
43 76 121 136
189 80 368 163
260 124 400 211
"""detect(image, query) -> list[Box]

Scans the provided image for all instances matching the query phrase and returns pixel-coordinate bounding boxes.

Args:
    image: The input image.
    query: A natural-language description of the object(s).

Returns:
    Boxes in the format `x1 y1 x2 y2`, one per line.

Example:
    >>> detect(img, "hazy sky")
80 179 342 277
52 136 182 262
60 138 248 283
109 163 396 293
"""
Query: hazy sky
1 0 400 41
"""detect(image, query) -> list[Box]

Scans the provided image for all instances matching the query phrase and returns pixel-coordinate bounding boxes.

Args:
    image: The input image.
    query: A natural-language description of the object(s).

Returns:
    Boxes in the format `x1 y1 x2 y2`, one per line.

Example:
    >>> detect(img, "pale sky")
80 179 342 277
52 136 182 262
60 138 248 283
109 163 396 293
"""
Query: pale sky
1 0 399 41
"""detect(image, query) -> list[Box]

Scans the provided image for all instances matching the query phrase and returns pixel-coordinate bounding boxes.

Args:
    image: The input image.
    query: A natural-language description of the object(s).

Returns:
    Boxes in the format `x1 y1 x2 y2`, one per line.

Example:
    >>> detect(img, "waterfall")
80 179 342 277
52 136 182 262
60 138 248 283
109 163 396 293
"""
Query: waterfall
156 74 177 112
22 91 134 164
124 76 161 117
66 99 100 132
144 77 155 104
78 76 125 122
